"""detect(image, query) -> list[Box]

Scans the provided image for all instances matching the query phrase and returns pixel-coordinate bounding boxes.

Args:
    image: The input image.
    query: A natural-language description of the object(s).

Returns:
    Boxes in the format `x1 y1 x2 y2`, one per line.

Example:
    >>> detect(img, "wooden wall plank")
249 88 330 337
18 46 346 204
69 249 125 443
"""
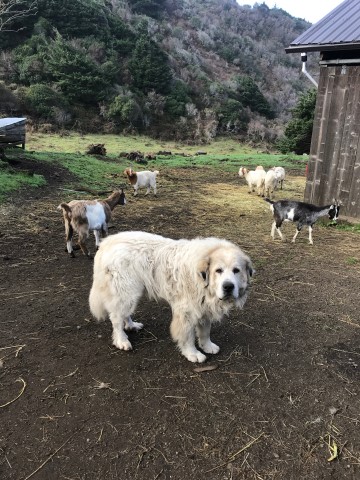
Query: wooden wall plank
304 66 328 203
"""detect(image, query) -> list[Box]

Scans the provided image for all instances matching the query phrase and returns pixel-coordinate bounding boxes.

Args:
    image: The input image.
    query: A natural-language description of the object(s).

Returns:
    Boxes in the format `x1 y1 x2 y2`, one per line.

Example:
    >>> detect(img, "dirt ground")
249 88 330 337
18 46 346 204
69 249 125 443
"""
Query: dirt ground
1 158 360 480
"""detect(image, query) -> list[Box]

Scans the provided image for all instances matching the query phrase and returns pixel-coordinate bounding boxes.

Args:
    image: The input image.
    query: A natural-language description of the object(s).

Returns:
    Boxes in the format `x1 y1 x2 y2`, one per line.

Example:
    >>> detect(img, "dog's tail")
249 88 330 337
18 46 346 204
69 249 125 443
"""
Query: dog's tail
89 285 107 322
264 197 274 205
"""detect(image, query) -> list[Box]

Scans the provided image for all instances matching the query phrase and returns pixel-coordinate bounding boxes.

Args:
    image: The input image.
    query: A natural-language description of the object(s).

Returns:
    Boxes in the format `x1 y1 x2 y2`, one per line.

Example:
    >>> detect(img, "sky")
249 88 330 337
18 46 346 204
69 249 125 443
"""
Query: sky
235 0 344 24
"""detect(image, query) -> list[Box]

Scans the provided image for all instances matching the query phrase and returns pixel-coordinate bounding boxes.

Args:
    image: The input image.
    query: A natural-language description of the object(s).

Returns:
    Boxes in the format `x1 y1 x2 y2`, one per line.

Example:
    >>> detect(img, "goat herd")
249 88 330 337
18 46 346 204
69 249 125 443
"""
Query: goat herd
55 163 341 362
238 165 340 245
58 164 340 258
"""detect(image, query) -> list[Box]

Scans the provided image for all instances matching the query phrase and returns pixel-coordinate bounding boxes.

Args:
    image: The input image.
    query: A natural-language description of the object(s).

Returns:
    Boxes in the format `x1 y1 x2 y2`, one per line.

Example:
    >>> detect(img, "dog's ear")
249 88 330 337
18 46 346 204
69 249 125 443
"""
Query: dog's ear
246 259 255 279
198 257 210 287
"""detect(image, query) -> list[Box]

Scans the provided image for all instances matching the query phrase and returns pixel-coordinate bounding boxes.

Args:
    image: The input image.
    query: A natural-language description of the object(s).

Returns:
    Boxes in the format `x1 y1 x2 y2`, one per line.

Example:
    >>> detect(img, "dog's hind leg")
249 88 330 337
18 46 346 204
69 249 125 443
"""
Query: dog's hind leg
109 310 133 351
196 319 220 355
170 310 207 363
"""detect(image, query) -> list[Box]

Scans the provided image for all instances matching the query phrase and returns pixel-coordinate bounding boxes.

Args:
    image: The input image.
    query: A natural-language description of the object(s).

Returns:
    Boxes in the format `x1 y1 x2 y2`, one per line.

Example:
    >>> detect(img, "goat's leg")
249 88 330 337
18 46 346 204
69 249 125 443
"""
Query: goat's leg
64 219 75 257
78 232 91 258
308 225 314 245
271 221 284 240
170 310 206 363
292 223 303 243
272 220 285 241
133 186 138 196
196 319 219 355
94 230 101 250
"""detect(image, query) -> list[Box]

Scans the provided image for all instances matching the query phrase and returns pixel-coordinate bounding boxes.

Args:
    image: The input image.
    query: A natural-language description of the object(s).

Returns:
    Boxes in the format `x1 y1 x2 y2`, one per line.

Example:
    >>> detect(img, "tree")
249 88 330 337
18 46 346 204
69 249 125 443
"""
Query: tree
127 0 166 19
128 35 172 95
0 0 37 32
46 33 108 104
278 89 316 154
235 76 275 119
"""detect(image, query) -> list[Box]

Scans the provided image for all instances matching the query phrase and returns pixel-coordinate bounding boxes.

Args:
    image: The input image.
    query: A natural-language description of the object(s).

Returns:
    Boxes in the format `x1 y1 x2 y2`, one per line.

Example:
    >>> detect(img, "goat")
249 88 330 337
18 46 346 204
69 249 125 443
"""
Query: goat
124 168 159 196
265 198 341 244
264 169 278 199
272 166 286 190
58 189 126 258
238 167 265 196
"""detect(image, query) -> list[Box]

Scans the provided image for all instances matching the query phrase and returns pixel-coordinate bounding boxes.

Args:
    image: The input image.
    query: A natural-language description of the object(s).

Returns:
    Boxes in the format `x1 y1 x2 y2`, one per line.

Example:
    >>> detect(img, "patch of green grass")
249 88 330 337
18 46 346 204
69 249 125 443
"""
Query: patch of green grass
27 132 307 172
333 221 360 233
30 151 129 189
346 257 359 265
0 166 46 200
27 132 257 156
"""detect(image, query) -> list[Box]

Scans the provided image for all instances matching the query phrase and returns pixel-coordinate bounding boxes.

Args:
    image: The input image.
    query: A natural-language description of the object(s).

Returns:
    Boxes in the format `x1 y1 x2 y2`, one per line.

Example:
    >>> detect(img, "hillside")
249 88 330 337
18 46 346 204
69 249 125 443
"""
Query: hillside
0 0 315 142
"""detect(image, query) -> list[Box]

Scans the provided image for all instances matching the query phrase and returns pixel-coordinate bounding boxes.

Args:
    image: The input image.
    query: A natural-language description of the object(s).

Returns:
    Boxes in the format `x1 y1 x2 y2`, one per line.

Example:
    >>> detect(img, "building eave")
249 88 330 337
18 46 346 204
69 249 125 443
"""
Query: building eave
285 42 360 54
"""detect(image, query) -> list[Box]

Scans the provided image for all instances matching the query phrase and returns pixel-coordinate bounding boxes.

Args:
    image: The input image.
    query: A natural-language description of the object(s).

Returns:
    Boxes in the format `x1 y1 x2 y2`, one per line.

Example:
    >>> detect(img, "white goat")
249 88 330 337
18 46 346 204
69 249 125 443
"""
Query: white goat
265 198 341 244
238 167 265 196
272 166 286 190
58 189 126 258
264 169 278 199
124 168 159 196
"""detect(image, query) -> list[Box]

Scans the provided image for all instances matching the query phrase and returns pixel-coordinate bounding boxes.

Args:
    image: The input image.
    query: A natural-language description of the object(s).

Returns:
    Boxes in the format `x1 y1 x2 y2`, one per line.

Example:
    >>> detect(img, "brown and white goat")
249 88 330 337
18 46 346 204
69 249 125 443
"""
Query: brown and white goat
124 168 159 196
58 189 126 258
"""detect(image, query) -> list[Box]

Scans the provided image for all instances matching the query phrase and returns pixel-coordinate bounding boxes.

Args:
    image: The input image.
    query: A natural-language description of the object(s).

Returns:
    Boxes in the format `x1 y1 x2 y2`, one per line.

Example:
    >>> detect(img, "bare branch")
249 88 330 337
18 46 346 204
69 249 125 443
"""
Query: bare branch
0 0 38 32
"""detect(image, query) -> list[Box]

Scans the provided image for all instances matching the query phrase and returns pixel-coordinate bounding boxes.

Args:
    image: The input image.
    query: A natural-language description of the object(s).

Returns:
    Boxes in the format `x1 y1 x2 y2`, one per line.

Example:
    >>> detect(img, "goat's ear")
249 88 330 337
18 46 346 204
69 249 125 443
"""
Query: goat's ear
198 257 210 287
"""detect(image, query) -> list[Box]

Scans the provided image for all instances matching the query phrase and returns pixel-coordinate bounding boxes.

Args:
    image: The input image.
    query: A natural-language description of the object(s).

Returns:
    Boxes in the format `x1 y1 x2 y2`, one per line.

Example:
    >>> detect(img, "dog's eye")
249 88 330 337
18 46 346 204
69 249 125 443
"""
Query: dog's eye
233 268 240 274
215 268 223 274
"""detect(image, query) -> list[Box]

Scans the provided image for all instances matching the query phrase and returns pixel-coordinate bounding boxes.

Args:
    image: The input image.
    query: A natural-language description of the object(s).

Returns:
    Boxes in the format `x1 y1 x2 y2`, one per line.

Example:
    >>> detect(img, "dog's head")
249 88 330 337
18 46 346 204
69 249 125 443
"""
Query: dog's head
198 243 253 307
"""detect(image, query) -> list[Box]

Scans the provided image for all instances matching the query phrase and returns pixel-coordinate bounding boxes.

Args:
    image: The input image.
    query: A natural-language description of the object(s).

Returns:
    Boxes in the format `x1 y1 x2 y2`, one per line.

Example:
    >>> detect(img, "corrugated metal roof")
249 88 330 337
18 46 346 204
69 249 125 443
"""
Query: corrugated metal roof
286 0 360 53
0 117 26 128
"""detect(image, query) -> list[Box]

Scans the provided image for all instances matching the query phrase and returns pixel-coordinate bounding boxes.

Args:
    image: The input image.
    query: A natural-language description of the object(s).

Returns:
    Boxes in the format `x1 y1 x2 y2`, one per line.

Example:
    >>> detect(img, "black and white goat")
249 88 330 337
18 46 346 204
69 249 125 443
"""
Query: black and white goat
58 189 126 258
265 198 340 244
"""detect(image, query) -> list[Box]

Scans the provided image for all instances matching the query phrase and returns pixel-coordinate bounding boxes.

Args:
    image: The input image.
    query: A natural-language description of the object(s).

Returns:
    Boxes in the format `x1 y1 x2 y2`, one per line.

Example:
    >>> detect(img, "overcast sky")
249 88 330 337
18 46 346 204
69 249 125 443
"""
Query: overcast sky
235 0 344 24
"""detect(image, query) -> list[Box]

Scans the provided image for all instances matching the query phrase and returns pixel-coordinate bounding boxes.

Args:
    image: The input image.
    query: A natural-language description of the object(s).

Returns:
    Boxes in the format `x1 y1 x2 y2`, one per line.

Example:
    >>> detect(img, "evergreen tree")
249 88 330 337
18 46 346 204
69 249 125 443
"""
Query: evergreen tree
128 35 172 94
127 0 166 19
278 89 316 154
47 33 108 104
235 76 274 119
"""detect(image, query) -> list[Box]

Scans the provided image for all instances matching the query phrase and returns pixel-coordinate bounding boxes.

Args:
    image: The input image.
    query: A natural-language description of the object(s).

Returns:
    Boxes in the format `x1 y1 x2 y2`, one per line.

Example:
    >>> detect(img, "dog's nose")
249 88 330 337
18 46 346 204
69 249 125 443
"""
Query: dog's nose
223 281 234 293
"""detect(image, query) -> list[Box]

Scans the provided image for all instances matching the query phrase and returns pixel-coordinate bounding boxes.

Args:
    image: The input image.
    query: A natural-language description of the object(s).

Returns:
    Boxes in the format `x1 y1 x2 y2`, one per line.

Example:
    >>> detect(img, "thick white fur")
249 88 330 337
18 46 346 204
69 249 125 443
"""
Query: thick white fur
134 170 159 195
238 167 265 196
89 231 253 363
264 169 278 199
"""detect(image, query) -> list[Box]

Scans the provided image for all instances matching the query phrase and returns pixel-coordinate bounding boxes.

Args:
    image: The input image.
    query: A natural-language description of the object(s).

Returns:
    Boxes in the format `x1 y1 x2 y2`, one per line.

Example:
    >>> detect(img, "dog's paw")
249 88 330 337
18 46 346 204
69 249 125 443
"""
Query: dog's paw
200 341 220 355
184 350 207 363
113 339 133 351
125 321 144 332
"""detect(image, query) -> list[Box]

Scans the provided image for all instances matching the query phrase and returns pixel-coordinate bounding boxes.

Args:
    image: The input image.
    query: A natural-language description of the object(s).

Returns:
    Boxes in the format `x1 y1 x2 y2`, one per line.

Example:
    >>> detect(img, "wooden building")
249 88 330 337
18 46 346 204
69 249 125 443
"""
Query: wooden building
286 0 360 218
0 117 26 149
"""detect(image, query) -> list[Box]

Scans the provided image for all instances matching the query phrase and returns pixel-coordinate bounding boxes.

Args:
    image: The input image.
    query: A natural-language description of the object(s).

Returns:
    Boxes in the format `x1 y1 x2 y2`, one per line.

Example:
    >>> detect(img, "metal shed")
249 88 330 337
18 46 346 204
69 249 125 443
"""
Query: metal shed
286 0 360 219
0 117 26 149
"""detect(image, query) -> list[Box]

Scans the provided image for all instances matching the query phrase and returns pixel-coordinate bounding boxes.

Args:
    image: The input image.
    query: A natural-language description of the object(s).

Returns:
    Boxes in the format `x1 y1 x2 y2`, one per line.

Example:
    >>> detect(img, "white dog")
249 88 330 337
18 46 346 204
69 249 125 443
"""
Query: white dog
89 231 253 363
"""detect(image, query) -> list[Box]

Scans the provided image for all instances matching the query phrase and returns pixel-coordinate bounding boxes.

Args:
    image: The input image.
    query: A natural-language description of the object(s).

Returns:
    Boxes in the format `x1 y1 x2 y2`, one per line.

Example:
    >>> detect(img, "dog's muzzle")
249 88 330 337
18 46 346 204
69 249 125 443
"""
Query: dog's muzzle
221 282 248 301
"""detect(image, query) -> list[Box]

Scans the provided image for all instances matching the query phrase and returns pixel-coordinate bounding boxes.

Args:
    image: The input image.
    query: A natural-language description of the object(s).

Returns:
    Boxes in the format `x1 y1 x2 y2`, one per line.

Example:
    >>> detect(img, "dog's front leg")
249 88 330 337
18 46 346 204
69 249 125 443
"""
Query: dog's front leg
196 319 220 355
109 312 132 351
170 311 207 363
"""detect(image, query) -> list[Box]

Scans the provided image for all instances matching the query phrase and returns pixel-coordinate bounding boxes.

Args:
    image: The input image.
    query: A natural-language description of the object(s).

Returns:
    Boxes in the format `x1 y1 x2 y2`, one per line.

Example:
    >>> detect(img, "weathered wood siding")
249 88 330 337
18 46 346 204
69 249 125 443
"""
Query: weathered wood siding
305 65 360 218
0 118 26 147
